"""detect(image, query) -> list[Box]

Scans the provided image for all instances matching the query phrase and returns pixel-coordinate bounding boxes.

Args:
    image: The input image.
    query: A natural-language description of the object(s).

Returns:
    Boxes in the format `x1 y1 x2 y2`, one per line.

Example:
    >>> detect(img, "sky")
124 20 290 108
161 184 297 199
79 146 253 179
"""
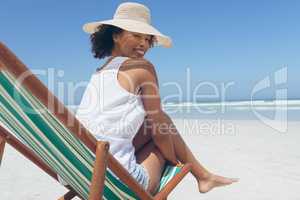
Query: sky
1 0 299 105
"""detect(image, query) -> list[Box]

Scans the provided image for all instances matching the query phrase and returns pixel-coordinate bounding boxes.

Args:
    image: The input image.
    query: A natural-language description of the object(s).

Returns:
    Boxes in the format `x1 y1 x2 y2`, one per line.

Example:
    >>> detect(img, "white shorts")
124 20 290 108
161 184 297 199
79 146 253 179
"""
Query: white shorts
130 163 150 190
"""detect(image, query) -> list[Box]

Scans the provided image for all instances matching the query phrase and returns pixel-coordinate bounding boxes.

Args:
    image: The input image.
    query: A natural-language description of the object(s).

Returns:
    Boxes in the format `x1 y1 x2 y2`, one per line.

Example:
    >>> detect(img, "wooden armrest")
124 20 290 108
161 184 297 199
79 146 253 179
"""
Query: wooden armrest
0 135 6 165
88 141 110 200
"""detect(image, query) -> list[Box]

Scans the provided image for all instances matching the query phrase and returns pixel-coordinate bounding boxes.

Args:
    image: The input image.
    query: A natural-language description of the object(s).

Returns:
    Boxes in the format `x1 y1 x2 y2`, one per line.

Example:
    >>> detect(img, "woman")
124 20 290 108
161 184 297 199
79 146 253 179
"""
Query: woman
77 2 238 194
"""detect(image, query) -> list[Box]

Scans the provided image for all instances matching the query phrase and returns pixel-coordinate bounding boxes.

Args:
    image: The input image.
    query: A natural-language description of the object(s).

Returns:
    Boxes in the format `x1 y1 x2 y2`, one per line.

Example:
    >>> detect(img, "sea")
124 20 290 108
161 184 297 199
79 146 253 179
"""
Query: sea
67 100 300 121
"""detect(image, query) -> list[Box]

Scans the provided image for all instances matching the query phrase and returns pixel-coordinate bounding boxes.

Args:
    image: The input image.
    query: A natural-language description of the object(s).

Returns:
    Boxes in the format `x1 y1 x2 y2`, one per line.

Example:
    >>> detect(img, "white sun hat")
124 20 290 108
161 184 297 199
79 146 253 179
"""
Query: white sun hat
83 2 172 48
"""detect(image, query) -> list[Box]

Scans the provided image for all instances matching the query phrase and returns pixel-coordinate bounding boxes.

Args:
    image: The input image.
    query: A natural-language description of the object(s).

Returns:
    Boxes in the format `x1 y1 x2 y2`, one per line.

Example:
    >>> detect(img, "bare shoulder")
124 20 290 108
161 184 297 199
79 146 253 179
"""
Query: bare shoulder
121 58 158 85
122 58 155 72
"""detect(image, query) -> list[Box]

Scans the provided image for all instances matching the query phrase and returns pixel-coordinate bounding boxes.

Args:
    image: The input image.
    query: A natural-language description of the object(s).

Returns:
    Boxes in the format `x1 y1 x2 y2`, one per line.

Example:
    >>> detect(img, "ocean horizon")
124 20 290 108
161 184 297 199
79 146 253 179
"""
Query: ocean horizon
66 99 300 121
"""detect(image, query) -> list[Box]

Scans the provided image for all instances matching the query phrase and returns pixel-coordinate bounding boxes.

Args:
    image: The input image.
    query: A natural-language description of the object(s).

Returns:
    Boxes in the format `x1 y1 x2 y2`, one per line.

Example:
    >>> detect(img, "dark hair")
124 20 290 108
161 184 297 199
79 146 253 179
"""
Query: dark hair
90 25 123 59
90 24 156 59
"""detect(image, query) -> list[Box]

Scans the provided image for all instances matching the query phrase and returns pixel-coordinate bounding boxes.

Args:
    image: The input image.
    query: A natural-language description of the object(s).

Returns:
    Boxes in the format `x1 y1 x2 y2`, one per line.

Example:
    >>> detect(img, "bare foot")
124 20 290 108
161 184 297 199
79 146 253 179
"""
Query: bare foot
197 174 239 193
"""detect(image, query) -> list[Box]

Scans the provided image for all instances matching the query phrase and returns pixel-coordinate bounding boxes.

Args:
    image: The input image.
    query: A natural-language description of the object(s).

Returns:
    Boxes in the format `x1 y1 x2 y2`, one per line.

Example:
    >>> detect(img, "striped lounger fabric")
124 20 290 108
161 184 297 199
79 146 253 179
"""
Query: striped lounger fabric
0 70 182 200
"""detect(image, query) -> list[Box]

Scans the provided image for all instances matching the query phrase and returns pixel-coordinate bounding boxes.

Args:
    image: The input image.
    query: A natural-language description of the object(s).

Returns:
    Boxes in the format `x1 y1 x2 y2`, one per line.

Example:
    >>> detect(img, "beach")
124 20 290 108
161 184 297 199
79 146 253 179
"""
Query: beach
2 0 300 198
1 117 300 200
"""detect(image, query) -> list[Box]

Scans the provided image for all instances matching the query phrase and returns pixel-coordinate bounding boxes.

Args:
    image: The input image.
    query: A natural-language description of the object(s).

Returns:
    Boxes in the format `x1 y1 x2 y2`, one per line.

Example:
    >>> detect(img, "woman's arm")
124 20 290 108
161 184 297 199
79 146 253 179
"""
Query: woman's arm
128 58 178 165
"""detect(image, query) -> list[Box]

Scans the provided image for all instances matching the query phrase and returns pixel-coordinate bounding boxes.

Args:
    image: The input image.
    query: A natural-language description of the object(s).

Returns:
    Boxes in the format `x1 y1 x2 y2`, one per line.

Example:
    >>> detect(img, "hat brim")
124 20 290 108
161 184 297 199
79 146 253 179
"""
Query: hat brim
83 19 172 48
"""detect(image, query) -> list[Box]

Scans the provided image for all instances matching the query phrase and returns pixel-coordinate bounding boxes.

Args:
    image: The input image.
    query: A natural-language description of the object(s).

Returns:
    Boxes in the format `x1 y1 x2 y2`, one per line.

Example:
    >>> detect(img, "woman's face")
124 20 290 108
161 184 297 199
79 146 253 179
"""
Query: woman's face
112 30 152 58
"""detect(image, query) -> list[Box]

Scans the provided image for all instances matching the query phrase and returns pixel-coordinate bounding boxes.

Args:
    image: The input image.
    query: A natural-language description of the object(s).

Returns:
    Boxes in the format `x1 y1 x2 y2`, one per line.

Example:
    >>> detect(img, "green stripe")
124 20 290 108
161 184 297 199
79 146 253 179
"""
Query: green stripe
0 90 88 196
156 165 182 192
0 72 91 197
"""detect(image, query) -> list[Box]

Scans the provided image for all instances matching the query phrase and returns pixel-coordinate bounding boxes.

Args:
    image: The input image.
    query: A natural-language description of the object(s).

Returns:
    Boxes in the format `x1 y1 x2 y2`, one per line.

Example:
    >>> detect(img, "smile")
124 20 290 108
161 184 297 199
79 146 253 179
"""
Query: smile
134 49 145 56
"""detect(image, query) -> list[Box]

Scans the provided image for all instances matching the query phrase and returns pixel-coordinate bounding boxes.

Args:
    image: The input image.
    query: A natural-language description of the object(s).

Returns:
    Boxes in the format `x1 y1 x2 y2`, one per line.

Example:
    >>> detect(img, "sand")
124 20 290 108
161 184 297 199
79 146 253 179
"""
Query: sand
1 119 300 200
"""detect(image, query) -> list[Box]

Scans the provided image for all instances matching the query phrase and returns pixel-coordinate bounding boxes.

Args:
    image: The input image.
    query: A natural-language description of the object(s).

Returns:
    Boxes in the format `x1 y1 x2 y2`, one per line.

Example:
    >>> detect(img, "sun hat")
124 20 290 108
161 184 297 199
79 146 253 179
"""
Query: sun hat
83 2 172 48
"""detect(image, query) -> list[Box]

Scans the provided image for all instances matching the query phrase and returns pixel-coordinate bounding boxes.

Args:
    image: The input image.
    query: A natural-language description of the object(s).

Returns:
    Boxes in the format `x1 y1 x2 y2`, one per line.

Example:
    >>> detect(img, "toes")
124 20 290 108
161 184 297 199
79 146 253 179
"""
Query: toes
231 178 239 182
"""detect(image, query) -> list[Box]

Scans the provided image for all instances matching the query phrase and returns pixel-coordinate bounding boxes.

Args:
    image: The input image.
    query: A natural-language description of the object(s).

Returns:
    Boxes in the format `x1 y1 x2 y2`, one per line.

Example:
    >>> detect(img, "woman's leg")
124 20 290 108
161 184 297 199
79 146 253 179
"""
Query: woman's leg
169 131 238 193
133 117 238 193
135 140 166 194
